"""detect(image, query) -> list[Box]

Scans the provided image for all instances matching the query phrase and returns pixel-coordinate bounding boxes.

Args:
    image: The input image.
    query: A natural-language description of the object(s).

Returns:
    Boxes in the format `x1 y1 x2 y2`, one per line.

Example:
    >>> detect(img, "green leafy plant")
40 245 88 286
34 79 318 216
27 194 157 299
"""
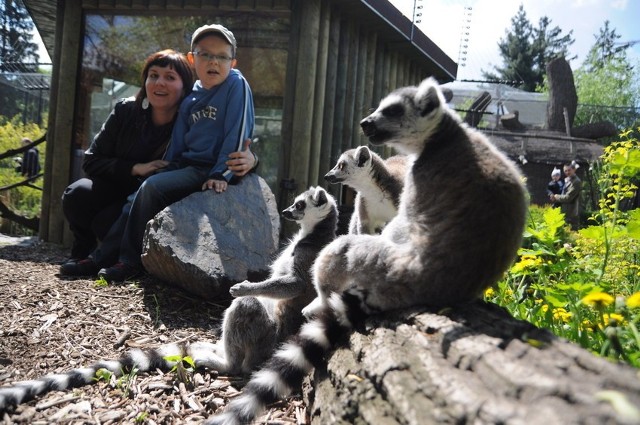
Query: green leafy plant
94 276 109 288
488 127 640 367
163 354 196 386
135 411 149 423
94 368 113 383
0 117 47 234
116 366 139 398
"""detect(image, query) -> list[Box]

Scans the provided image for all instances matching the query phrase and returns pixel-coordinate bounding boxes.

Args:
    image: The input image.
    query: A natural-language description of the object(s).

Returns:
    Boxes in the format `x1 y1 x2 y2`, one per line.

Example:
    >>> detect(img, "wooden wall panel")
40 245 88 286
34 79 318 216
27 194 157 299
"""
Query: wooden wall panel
320 8 340 199
41 2 83 244
307 0 330 187
351 30 367 148
342 21 358 150
330 17 348 174
287 0 320 199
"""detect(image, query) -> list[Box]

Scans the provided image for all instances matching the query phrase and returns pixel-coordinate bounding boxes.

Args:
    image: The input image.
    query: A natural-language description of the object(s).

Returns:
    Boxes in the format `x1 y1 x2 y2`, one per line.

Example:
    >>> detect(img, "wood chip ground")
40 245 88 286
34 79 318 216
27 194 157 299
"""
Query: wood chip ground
0 240 306 424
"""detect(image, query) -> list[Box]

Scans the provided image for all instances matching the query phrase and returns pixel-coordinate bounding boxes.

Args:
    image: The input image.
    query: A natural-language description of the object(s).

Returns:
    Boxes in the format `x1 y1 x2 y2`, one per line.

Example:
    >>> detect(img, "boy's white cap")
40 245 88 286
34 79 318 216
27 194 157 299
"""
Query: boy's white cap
551 167 561 177
191 24 237 53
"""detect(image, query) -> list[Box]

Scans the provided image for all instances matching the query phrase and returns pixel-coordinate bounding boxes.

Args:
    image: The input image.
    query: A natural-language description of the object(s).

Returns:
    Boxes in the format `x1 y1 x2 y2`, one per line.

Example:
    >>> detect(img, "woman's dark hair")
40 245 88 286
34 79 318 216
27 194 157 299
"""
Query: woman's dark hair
135 49 194 108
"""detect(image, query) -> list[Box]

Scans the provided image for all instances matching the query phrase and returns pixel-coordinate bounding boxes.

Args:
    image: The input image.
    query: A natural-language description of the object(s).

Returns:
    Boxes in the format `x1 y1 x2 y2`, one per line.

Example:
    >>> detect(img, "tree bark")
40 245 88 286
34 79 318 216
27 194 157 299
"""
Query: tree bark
500 111 525 131
305 301 640 424
572 121 618 140
463 91 491 128
0 200 39 232
546 57 578 132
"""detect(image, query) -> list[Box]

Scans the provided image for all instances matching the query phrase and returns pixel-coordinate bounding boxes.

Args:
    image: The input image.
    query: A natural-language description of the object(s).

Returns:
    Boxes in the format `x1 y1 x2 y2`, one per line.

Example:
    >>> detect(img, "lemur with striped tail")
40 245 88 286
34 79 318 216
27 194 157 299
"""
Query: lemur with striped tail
325 145 408 235
0 186 338 413
206 77 528 425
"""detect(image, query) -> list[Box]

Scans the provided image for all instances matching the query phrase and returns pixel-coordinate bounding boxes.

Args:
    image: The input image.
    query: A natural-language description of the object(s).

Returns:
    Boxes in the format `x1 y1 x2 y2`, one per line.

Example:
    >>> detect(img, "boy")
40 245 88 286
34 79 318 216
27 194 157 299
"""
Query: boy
98 24 255 282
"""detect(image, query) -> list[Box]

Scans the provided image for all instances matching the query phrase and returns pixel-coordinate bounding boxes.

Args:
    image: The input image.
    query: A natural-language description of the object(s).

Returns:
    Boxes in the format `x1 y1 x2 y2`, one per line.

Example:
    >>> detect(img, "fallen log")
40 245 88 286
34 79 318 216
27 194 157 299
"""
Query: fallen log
572 121 618 140
305 301 640 424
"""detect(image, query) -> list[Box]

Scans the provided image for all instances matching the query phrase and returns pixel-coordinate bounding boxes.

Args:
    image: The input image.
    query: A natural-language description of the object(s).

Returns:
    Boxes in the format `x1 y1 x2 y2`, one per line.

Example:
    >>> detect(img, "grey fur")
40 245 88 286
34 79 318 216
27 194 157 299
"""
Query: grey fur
206 77 528 425
212 186 338 372
325 145 408 234
311 77 528 310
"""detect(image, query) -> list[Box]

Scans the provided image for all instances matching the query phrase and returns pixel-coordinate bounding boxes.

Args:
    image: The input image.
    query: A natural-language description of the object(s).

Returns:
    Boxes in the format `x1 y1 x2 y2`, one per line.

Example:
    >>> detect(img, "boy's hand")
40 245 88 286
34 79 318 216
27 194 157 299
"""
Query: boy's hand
202 178 227 193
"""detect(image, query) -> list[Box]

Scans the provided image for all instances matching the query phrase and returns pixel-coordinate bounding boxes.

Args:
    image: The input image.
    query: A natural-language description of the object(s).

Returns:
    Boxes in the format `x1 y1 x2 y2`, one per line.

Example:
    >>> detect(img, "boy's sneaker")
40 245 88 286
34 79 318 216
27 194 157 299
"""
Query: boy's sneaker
98 262 143 283
60 258 98 277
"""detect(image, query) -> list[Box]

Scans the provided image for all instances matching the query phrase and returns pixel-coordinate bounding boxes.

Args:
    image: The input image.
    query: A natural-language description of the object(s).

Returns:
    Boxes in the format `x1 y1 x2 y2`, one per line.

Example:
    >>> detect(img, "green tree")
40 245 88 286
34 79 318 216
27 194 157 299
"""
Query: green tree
0 0 38 72
483 5 574 92
0 0 41 122
583 20 629 71
574 21 640 129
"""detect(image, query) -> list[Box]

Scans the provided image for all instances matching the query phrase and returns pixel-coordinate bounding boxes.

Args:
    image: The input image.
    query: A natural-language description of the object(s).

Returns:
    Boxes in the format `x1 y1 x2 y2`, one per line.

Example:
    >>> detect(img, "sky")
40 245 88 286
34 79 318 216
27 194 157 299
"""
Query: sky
32 0 640 81
390 0 640 81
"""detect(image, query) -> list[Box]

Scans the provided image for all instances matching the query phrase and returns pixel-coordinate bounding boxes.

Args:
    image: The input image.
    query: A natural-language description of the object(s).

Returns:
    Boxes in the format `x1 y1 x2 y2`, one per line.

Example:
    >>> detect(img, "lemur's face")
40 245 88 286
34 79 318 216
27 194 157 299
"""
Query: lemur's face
282 187 334 225
324 146 372 184
360 78 445 155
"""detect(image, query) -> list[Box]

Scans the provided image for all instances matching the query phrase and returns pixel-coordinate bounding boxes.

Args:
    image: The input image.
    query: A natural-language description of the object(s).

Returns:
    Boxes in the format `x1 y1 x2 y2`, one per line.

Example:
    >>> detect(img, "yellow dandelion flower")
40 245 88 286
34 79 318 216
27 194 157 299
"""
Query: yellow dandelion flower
511 255 542 273
552 308 572 322
626 292 640 308
484 288 495 298
541 304 549 313
603 313 626 327
580 319 595 332
581 292 615 308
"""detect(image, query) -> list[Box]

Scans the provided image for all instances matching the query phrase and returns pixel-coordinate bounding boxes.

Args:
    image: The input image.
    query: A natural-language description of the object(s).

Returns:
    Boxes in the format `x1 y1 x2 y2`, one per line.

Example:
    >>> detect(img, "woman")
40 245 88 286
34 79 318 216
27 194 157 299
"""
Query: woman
61 49 257 276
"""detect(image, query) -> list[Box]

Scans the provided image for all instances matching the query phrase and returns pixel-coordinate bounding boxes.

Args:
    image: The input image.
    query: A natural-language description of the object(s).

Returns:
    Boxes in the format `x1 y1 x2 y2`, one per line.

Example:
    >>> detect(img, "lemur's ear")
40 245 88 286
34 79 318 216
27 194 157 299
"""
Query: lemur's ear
314 187 327 206
355 145 372 167
416 78 442 117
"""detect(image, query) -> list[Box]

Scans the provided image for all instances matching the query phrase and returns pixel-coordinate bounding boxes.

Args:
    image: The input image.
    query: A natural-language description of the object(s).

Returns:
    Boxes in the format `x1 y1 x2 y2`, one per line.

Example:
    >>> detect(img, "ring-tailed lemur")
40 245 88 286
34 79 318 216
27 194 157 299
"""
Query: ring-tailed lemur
0 186 338 413
325 145 408 234
206 77 528 425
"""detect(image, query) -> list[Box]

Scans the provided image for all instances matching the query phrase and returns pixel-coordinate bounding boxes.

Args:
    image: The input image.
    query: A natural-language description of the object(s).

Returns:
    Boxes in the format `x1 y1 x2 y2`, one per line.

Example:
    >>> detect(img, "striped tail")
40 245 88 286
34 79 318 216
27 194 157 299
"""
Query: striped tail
205 291 368 425
0 343 190 413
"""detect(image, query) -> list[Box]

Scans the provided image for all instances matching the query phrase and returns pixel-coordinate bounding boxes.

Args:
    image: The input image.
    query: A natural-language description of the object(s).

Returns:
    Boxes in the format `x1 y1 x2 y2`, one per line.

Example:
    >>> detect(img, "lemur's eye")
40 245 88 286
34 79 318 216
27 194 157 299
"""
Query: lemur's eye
295 201 305 210
383 104 404 117
338 162 345 170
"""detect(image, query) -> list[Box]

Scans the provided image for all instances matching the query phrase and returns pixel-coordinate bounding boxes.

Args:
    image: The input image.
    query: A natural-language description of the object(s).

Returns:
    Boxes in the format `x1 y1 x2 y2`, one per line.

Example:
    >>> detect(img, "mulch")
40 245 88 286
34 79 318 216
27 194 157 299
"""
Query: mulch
0 239 305 424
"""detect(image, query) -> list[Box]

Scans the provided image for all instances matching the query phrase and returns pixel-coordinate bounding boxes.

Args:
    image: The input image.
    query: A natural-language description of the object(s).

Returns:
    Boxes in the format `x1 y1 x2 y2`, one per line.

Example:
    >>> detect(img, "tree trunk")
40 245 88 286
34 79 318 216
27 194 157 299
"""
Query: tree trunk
463 91 491 128
546 57 578 132
572 121 618 140
305 301 640 424
500 111 525 131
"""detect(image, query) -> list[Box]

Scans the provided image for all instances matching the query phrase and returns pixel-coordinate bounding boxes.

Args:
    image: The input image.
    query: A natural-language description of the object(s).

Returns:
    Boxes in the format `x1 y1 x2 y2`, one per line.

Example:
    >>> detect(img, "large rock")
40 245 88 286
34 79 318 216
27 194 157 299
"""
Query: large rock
141 173 280 301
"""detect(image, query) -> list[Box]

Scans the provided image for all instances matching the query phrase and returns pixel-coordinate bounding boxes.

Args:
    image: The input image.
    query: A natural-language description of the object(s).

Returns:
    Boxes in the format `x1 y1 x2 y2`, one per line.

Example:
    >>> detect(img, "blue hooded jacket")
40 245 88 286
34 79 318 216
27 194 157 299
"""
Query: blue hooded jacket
167 68 254 181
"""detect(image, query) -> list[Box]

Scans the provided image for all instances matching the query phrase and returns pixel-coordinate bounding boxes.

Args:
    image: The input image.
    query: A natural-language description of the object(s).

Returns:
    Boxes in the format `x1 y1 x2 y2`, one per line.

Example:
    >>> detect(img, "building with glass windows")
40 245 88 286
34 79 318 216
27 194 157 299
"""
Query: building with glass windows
22 0 456 244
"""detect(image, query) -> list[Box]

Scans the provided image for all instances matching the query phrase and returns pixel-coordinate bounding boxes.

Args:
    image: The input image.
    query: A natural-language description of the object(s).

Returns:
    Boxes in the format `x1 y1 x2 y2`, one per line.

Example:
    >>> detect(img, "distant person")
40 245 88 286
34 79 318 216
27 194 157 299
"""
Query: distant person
546 167 564 208
550 161 582 230
16 137 41 178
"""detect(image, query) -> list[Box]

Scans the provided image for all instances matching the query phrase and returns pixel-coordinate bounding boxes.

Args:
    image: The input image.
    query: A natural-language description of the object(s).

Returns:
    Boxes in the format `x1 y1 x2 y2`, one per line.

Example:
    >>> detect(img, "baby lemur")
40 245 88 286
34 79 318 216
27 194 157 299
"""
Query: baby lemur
207 77 528 425
0 186 338 412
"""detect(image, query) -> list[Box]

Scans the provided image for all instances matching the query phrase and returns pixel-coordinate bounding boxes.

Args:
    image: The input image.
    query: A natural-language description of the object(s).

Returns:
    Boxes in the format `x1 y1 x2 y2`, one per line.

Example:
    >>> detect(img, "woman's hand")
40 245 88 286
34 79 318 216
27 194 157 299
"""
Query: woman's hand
226 138 258 177
131 160 169 177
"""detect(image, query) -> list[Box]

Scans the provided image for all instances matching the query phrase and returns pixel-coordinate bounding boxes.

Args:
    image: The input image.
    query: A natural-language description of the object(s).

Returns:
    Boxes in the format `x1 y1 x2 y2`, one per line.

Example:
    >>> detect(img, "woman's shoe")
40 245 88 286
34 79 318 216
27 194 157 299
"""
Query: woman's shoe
97 262 143 283
59 258 98 277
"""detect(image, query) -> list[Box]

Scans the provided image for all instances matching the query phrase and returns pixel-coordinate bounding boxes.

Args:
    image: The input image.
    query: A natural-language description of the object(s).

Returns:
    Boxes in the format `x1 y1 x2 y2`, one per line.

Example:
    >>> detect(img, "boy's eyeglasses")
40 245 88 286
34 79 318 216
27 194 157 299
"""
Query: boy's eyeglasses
192 51 233 63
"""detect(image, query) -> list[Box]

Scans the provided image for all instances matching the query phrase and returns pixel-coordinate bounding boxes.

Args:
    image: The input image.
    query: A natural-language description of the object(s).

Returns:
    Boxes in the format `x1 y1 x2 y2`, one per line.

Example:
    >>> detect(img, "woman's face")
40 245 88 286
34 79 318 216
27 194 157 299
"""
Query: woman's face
145 65 185 111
